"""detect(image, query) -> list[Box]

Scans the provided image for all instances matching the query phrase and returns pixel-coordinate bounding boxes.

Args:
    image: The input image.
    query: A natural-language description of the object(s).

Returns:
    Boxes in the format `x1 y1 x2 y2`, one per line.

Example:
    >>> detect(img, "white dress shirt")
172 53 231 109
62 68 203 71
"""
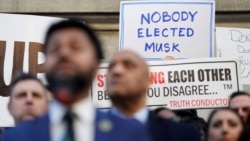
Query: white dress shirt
111 107 149 124
49 96 95 141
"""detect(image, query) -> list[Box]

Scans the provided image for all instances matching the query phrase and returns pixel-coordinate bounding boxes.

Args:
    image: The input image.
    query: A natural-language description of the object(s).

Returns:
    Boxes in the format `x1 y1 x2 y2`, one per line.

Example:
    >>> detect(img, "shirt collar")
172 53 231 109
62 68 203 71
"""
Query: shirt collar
111 107 149 124
49 96 95 124
73 96 95 123
49 100 66 125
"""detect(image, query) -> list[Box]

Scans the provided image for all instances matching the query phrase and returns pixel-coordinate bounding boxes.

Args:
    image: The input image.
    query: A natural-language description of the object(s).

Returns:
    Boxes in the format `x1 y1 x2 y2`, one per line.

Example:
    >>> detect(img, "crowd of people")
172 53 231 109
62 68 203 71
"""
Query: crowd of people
0 19 250 141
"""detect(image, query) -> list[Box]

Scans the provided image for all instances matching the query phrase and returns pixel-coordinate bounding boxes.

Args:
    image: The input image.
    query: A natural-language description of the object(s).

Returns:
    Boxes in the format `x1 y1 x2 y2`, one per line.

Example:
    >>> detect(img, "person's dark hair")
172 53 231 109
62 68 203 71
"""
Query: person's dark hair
183 116 207 141
174 109 198 121
9 72 45 95
205 108 244 141
183 116 207 131
239 126 250 141
43 19 104 62
229 91 250 101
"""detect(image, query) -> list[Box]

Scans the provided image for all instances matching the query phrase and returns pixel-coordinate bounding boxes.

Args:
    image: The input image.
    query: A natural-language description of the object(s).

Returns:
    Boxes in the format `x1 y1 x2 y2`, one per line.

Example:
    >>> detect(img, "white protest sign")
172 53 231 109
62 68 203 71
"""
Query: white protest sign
0 13 63 126
92 58 241 109
216 27 250 85
92 67 110 108
119 0 215 60
147 58 241 109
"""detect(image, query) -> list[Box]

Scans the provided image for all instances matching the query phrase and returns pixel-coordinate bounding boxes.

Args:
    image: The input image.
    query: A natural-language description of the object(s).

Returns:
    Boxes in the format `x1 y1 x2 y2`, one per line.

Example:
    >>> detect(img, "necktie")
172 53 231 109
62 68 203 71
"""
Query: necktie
63 110 75 141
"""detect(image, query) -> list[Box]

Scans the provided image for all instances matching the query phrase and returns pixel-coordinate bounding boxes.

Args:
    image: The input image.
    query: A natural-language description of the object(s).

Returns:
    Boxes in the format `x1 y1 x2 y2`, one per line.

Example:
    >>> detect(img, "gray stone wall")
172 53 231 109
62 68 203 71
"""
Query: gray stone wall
0 0 249 12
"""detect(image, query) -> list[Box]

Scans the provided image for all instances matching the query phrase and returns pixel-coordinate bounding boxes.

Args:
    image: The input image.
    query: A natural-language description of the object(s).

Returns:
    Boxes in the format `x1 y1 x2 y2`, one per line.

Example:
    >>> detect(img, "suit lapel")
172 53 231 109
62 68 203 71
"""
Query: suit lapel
94 110 114 141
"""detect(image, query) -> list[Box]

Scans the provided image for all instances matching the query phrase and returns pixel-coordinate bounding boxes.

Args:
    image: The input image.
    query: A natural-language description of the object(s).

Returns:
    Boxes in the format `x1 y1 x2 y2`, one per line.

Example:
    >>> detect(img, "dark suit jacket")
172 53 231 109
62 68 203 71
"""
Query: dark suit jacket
147 112 201 141
2 110 150 141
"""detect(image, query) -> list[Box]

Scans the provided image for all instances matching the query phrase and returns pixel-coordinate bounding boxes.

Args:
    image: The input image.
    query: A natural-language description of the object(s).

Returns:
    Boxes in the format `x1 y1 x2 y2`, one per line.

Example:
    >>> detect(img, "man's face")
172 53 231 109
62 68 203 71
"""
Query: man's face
44 28 99 103
229 95 250 122
8 80 48 124
106 51 150 99
44 28 98 79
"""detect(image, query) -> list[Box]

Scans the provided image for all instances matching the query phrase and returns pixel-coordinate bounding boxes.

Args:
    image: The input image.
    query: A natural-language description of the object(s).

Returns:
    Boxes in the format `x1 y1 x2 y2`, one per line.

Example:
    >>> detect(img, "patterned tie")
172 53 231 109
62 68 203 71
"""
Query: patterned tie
63 110 75 141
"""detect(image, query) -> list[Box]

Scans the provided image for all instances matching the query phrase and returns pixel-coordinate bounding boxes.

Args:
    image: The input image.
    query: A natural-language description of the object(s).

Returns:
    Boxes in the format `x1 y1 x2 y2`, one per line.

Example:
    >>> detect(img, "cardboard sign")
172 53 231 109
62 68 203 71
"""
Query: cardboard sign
216 27 250 85
0 13 63 126
119 0 215 60
92 58 241 109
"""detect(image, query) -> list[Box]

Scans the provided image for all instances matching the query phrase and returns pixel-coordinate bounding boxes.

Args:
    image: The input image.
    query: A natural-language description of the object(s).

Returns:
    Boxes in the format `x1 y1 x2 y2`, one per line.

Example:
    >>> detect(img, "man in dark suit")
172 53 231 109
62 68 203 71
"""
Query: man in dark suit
106 50 201 141
3 110 148 141
3 20 149 141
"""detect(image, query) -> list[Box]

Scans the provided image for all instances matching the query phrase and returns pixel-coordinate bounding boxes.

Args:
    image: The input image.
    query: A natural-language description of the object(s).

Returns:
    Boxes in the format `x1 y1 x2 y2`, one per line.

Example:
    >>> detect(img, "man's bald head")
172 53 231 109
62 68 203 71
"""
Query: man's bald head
110 50 149 78
106 50 150 107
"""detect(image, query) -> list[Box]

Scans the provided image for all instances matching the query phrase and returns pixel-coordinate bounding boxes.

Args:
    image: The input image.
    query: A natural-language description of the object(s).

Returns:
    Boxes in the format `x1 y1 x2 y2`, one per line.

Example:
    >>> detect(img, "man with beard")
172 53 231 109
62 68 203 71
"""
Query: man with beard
3 20 149 141
106 50 201 141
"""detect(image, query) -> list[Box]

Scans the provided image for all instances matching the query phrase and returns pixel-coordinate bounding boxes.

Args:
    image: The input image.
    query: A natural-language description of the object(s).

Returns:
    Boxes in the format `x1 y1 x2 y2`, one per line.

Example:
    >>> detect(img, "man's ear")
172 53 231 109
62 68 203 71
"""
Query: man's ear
7 101 13 115
147 74 152 86
93 63 100 76
143 75 151 91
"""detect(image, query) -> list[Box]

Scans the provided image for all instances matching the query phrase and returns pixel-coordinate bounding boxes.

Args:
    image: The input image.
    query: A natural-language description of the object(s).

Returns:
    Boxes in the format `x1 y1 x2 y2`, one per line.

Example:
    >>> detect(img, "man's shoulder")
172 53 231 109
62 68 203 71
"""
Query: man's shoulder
148 112 201 141
95 110 150 141
96 110 144 129
3 114 49 141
